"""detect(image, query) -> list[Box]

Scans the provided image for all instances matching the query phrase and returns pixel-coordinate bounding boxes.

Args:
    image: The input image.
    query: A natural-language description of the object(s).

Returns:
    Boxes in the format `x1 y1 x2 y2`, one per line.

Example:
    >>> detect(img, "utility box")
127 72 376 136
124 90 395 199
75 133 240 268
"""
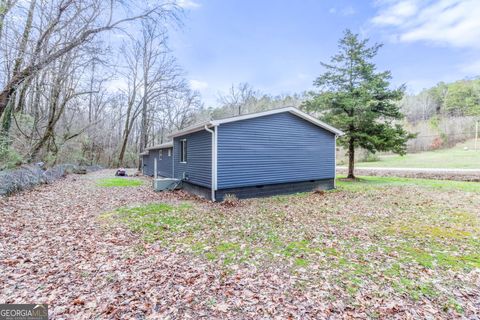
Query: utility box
153 178 181 191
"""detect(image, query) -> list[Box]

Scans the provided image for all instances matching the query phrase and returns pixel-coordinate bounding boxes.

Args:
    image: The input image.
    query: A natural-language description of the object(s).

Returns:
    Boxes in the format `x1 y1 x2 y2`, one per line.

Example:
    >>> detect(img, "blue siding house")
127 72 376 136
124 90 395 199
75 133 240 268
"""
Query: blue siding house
140 142 173 178
151 107 343 201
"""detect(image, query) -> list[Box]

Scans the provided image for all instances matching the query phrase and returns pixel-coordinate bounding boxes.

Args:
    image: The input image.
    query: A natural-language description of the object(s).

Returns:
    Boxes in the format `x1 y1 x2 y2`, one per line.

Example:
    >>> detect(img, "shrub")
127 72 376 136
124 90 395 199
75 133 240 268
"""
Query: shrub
0 137 23 170
222 193 239 207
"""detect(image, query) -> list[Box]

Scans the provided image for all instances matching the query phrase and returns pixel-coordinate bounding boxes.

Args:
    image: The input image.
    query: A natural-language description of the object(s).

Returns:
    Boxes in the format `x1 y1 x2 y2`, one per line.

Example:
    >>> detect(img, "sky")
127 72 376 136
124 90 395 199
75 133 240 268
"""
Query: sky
171 0 480 107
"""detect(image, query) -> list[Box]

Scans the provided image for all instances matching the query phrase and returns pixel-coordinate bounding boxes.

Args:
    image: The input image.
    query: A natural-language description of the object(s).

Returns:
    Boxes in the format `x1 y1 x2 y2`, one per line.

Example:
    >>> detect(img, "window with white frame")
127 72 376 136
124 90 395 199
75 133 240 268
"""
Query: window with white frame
180 139 187 163
168 148 172 157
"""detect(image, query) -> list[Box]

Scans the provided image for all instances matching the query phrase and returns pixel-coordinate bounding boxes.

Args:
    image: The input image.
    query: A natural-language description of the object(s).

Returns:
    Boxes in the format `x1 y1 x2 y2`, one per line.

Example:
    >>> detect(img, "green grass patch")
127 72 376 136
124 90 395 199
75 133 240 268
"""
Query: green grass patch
102 203 191 242
101 182 480 315
96 177 143 187
399 246 480 270
353 139 480 169
337 175 480 192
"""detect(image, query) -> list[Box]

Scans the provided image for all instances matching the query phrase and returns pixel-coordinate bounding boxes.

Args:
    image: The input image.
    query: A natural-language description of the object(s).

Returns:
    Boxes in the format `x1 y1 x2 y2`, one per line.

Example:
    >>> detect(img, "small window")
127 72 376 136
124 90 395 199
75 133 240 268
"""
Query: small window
168 149 172 157
159 149 163 160
180 139 187 163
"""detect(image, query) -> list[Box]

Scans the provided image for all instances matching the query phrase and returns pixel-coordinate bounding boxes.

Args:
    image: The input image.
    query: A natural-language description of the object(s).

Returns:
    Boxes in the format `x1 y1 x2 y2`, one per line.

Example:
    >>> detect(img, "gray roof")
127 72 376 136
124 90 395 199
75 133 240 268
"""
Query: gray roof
146 141 173 150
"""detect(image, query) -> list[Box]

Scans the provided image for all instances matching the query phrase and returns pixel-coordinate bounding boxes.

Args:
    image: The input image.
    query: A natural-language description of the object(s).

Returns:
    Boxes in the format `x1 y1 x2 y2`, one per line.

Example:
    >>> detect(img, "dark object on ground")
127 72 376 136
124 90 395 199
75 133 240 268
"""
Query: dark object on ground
0 164 102 196
73 167 87 174
115 168 127 177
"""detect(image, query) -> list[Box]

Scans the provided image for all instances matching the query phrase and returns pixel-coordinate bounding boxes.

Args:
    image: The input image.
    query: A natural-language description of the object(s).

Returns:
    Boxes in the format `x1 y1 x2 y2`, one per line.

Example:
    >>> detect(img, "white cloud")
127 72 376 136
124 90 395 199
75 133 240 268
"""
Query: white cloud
177 0 201 9
189 79 208 90
371 0 418 25
329 6 356 16
371 0 480 48
341 6 356 16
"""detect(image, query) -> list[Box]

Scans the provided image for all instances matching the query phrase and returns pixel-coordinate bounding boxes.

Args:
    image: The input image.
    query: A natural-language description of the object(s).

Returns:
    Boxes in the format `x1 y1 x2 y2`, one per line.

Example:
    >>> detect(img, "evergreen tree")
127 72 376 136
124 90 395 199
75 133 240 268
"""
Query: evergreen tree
304 30 413 179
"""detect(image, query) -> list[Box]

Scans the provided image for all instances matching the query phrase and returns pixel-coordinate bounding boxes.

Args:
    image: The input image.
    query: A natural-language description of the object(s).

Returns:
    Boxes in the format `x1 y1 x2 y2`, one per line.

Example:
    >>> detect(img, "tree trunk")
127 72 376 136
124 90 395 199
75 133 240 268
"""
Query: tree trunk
0 86 14 117
347 138 355 179
118 128 130 167
1 92 14 137
30 127 53 161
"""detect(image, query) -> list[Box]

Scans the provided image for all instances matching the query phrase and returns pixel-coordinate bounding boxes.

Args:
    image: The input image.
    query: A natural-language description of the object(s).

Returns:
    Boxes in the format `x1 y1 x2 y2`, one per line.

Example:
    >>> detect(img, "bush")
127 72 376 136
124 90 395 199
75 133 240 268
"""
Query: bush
0 138 23 170
222 193 239 207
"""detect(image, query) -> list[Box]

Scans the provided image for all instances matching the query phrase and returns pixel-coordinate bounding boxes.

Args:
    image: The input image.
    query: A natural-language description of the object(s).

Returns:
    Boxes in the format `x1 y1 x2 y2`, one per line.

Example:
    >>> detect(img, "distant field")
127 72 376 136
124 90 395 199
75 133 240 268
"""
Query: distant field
355 139 480 169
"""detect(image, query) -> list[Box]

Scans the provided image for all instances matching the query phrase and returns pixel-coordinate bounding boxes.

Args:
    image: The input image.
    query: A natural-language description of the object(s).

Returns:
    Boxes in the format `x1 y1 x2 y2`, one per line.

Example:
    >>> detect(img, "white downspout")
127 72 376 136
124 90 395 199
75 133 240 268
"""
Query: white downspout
154 157 158 179
334 135 337 189
204 125 217 201
172 147 175 178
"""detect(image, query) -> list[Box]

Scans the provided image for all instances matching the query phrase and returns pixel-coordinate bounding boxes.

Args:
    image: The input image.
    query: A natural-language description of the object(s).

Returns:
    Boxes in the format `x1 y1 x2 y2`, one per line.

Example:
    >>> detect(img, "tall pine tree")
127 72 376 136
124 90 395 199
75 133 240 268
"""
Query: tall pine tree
304 30 413 179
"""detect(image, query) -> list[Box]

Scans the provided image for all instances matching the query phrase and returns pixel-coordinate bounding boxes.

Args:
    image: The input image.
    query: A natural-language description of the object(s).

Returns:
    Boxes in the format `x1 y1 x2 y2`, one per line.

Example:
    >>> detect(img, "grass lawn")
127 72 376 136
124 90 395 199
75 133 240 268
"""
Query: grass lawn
354 139 480 169
96 177 144 187
101 176 480 316
337 175 480 192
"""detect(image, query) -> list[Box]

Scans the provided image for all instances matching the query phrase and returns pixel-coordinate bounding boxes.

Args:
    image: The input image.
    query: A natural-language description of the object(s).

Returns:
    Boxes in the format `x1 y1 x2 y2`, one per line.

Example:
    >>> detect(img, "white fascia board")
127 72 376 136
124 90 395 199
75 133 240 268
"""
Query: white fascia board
169 121 213 138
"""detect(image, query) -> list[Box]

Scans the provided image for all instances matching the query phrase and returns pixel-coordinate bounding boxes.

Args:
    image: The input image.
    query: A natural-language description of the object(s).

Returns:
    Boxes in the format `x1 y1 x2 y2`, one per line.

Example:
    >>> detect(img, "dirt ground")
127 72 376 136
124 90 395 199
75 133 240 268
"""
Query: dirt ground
0 171 314 319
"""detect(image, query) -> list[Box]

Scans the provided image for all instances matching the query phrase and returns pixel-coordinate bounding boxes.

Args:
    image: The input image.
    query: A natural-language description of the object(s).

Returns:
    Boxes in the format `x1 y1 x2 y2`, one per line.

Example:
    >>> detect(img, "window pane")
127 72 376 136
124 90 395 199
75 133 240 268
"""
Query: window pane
180 140 187 162
184 141 187 162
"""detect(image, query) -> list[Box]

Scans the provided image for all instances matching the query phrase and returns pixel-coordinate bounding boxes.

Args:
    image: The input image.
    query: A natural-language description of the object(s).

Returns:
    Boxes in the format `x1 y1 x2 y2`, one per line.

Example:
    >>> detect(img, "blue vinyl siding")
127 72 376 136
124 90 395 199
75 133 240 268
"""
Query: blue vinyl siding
142 153 154 176
173 130 211 188
217 112 336 189
142 148 173 178
157 148 173 178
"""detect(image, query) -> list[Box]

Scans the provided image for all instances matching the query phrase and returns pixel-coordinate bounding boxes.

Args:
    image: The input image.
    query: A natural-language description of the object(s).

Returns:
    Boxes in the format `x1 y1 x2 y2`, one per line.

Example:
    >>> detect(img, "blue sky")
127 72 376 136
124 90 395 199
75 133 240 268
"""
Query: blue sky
171 0 480 107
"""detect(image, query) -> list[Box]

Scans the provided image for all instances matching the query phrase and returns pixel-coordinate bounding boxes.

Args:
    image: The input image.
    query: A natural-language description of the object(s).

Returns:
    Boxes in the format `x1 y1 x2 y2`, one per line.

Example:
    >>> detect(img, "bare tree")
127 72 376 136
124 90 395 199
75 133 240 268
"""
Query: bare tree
218 82 259 116
0 0 178 119
117 42 143 166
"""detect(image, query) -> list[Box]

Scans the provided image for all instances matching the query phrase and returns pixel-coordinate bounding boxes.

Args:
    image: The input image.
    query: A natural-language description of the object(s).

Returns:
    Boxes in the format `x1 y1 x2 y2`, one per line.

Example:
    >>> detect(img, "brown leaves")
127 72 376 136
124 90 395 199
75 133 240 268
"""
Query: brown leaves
1 170 479 318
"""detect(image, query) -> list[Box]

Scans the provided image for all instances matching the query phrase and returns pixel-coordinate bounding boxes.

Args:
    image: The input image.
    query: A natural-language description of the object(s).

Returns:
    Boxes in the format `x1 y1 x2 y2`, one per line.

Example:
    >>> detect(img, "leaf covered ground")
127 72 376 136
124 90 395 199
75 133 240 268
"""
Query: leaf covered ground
1 170 479 319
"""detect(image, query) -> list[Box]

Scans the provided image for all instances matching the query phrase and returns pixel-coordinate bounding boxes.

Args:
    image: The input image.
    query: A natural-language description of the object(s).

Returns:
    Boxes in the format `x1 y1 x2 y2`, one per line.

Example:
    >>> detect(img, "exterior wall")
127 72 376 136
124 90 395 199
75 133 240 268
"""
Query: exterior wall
217 112 336 189
181 181 212 200
157 148 173 178
142 153 154 176
215 178 334 201
173 130 212 188
142 148 173 178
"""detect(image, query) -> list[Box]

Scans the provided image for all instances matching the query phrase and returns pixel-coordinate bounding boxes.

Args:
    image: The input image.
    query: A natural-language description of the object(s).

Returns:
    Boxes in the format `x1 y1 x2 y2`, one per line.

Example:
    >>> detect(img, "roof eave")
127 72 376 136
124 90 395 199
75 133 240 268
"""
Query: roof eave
169 122 214 138
145 142 174 151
